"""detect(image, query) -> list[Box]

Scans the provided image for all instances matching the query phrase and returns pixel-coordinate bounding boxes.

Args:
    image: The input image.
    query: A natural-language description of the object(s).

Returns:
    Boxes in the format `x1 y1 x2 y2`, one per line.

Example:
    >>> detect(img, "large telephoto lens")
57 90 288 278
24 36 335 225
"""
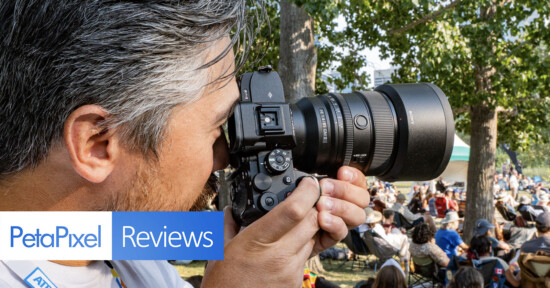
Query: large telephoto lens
290 83 454 181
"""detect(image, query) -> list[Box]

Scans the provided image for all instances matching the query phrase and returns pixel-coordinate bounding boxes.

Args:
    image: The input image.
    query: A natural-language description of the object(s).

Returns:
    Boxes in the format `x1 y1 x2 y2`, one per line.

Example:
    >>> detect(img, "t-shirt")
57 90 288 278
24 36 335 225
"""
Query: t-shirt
0 260 192 288
520 235 550 254
435 229 464 260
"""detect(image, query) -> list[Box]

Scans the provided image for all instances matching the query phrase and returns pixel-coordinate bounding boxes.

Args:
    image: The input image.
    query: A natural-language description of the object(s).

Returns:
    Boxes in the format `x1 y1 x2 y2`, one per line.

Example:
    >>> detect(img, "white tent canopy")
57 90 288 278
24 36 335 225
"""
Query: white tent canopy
438 134 470 188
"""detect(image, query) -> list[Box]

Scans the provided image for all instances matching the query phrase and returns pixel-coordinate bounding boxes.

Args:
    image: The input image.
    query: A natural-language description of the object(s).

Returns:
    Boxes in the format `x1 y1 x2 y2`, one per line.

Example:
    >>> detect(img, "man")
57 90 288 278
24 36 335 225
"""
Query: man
0 1 368 287
518 195 543 218
473 219 513 260
436 177 450 193
509 170 520 201
445 188 459 212
520 212 550 254
391 194 424 226
534 194 550 212
435 212 468 260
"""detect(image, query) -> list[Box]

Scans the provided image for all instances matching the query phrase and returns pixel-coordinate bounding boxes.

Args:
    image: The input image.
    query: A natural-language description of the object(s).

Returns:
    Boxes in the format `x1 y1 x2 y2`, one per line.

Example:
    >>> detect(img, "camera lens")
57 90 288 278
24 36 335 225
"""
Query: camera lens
290 83 454 181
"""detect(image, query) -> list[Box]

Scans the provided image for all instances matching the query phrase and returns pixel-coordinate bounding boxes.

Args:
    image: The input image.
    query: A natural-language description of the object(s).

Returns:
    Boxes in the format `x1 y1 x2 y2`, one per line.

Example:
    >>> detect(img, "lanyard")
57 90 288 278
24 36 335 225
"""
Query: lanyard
3 260 126 288
3 261 58 288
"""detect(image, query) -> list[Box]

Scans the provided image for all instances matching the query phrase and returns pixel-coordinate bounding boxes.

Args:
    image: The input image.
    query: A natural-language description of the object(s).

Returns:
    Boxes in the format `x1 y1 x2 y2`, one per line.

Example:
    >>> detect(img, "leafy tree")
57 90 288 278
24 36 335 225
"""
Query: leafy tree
242 1 549 242
299 0 549 242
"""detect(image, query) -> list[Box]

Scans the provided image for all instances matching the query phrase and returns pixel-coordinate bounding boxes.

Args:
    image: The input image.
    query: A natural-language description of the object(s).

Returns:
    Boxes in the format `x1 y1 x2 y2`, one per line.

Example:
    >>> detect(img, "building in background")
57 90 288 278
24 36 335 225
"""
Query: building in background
373 67 399 87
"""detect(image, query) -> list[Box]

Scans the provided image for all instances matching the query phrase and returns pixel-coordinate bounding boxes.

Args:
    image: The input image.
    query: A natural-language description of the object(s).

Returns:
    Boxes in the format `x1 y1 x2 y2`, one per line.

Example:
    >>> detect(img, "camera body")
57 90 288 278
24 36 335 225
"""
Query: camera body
228 66 308 227
228 66 455 226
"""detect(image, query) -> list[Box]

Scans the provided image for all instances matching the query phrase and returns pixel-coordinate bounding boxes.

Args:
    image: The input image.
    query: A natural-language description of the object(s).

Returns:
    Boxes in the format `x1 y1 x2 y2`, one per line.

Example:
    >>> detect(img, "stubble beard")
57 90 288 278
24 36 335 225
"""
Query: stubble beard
108 163 218 212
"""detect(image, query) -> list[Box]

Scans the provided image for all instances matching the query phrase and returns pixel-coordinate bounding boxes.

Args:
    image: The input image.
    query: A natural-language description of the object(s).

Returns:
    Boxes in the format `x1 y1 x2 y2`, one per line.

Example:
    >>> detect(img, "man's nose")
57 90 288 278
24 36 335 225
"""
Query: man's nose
212 127 230 172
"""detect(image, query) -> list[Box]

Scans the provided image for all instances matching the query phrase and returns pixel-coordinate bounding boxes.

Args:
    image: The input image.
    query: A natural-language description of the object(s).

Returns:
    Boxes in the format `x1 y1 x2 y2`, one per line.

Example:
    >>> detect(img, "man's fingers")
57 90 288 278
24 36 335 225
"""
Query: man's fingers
337 166 367 189
223 206 239 247
250 177 321 243
310 212 348 256
320 178 370 208
316 196 366 229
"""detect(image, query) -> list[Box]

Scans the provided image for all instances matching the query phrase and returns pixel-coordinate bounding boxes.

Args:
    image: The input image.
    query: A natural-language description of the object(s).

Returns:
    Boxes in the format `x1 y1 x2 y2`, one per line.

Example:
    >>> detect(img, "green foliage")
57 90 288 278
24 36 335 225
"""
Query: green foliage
239 0 281 72
241 0 370 94
331 0 550 150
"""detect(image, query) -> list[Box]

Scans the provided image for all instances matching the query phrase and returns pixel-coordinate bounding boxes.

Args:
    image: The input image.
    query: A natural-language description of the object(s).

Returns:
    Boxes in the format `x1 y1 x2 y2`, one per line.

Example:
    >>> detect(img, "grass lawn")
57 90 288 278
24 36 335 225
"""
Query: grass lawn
173 256 379 287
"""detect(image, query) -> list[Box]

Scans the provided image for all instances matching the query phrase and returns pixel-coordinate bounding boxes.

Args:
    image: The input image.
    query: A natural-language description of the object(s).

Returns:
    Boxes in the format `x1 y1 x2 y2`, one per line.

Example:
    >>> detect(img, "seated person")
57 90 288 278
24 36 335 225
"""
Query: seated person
434 192 449 218
518 195 543 219
410 223 449 283
495 193 517 220
466 236 520 287
372 260 407 288
473 219 513 261
435 212 469 260
447 266 484 288
381 209 405 234
501 222 537 249
534 194 550 212
369 187 386 213
520 211 550 254
391 193 424 226
445 188 459 212
362 208 410 262
407 191 424 214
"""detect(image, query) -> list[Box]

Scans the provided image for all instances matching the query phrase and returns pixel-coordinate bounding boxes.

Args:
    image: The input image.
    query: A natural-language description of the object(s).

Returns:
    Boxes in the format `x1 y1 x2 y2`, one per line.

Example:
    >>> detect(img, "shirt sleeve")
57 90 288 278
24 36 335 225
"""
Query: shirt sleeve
403 207 421 222
450 231 463 247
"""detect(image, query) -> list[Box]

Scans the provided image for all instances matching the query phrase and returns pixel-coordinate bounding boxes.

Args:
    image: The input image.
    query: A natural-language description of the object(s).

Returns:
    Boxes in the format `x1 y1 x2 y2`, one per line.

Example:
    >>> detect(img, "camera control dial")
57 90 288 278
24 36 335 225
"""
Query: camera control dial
266 149 291 173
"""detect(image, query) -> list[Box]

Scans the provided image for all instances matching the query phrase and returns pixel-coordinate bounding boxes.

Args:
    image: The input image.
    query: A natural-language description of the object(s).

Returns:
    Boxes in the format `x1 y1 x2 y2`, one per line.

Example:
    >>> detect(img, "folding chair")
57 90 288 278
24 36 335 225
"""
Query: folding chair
362 230 399 273
519 251 550 287
520 209 538 223
340 229 371 270
394 211 414 230
408 256 439 288
496 203 516 221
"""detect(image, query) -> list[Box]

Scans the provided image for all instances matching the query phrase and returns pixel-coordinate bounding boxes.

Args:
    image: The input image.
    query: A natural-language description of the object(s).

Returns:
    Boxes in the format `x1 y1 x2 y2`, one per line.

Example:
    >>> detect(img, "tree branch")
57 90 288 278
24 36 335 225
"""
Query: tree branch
390 0 461 35
453 105 470 115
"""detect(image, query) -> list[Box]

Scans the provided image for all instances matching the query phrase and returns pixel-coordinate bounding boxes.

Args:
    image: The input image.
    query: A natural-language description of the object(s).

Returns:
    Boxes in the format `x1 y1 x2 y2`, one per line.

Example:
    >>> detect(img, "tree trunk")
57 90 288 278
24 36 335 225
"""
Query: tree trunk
463 103 498 243
280 0 324 274
463 3 498 244
279 0 317 102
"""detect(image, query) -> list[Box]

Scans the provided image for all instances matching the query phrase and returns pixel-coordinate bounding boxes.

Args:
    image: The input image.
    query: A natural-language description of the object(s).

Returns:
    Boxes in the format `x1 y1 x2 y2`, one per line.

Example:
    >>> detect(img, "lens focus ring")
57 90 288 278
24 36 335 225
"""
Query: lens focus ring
365 92 396 174
331 93 354 166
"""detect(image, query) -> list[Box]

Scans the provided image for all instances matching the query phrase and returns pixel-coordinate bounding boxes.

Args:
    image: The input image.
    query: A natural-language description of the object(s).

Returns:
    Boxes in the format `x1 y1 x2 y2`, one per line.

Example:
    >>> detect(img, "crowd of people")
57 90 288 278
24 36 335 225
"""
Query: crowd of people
335 173 550 288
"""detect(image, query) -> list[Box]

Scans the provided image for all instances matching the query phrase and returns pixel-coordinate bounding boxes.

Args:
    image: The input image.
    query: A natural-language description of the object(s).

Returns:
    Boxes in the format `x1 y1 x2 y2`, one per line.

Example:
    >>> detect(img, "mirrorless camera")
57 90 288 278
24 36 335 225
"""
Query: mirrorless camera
227 66 454 226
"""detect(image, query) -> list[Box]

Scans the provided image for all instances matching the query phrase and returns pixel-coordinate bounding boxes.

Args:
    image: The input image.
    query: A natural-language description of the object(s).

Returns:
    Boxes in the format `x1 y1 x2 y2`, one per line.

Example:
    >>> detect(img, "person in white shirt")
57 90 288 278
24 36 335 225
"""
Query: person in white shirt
361 208 409 262
391 193 425 226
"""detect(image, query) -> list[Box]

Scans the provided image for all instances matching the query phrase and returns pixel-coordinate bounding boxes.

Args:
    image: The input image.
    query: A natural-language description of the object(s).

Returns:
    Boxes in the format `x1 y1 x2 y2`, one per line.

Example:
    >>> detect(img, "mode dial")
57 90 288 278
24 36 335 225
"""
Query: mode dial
265 149 291 173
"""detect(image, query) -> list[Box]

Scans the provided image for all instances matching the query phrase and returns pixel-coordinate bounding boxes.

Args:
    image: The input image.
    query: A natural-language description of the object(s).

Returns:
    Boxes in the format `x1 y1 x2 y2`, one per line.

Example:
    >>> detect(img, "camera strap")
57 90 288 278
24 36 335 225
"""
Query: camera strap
3 260 59 288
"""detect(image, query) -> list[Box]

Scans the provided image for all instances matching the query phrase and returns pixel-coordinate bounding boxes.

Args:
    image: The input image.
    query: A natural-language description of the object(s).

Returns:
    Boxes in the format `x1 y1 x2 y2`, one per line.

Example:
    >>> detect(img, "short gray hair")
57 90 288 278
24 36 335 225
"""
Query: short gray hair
0 0 250 177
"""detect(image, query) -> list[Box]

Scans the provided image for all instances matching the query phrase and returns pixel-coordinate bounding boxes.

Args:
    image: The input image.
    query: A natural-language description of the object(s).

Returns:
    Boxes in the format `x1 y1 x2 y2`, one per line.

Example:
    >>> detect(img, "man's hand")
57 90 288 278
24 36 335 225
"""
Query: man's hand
201 166 369 288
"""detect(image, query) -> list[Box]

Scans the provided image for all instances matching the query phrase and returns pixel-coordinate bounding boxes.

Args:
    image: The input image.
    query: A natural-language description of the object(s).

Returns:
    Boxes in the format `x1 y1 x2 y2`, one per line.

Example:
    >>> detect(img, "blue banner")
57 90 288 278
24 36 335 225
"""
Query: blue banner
112 212 224 260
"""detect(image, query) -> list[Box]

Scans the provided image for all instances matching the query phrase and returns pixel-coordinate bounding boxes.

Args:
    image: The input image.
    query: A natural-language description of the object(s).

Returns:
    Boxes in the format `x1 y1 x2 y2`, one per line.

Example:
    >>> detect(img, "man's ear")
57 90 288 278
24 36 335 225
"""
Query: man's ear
64 105 120 183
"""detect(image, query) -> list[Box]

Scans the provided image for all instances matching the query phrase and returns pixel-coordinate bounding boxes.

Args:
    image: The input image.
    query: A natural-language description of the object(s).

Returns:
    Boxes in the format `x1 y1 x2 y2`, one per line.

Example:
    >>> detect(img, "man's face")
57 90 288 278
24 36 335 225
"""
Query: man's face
115 39 239 211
